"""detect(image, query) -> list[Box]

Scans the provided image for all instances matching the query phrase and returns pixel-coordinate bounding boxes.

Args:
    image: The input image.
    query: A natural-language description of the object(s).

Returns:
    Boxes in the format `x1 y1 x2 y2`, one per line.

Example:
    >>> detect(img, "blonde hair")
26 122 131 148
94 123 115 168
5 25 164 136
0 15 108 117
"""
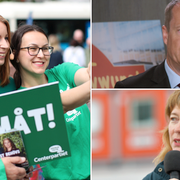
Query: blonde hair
0 15 11 86
153 90 180 165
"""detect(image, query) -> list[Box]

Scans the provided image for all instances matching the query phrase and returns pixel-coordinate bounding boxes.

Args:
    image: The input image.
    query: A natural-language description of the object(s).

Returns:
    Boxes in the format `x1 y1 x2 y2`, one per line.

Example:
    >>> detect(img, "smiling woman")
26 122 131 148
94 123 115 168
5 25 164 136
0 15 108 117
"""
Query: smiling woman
0 22 9 66
0 15 34 180
10 25 50 89
10 24 90 180
0 15 16 94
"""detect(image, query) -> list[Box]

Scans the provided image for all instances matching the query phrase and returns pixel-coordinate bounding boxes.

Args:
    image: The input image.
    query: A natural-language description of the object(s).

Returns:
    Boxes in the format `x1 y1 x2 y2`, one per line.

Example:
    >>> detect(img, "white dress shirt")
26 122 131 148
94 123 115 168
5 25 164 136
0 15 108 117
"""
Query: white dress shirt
164 59 180 88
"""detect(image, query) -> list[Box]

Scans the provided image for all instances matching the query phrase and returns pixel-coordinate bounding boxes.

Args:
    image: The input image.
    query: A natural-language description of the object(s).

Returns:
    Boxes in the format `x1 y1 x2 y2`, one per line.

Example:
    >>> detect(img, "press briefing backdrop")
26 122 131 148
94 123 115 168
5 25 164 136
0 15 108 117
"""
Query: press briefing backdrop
92 0 172 88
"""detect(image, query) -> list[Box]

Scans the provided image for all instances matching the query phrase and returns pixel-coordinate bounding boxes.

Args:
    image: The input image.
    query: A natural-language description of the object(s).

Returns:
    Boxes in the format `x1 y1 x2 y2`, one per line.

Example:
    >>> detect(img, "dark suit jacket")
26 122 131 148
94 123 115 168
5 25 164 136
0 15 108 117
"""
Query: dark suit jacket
114 61 171 88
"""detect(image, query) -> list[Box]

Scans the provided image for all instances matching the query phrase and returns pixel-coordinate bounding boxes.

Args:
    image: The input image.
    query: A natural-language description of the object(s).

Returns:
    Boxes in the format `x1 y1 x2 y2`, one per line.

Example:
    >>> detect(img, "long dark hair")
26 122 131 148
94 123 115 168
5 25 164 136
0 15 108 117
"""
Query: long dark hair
3 138 17 152
11 24 48 89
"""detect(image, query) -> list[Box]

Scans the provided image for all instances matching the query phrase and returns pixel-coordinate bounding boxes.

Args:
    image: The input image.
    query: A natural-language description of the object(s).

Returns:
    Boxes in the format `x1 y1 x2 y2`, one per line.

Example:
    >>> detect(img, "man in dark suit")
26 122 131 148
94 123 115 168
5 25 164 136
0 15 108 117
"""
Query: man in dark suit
115 61 170 88
115 0 180 88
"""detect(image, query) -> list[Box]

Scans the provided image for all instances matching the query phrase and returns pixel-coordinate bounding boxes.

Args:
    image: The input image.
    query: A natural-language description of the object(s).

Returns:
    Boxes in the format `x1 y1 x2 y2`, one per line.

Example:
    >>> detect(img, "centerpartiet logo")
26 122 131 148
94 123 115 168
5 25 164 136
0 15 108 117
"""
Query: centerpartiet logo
49 145 68 157
33 145 68 163
49 145 64 153
66 109 81 122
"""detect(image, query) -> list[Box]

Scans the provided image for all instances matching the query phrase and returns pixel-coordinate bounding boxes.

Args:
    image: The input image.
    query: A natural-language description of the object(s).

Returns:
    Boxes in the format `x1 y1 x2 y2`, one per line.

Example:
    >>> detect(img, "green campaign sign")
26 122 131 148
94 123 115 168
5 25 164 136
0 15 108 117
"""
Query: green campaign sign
0 82 71 165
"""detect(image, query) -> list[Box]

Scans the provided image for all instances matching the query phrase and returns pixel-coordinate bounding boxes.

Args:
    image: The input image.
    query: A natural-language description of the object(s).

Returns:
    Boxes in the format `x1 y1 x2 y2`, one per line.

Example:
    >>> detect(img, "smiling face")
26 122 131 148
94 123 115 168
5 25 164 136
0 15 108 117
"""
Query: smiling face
162 3 180 75
3 139 12 150
18 31 50 80
0 21 9 66
168 105 180 151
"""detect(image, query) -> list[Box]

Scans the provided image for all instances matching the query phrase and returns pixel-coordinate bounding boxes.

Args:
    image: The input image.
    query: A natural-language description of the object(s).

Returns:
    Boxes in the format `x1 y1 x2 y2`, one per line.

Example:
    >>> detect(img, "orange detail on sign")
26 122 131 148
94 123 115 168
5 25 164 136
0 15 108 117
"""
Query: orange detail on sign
92 44 145 88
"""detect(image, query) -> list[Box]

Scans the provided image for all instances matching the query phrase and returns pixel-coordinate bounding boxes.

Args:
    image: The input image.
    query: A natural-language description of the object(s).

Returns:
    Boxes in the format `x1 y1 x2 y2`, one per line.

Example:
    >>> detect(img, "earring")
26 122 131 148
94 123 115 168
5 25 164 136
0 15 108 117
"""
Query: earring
10 47 14 60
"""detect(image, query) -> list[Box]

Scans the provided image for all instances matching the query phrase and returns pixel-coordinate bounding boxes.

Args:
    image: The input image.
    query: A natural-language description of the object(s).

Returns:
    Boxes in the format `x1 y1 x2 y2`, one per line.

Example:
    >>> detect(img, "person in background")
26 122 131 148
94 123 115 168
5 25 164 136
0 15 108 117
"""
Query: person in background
63 29 86 67
143 90 180 180
85 37 90 67
73 29 84 47
0 15 32 180
10 24 90 180
115 0 180 88
63 38 86 67
46 34 63 69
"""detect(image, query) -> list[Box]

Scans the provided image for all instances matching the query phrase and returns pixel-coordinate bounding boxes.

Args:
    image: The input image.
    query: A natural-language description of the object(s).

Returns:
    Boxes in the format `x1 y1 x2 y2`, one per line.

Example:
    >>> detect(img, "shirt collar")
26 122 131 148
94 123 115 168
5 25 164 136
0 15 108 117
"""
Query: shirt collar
164 59 180 88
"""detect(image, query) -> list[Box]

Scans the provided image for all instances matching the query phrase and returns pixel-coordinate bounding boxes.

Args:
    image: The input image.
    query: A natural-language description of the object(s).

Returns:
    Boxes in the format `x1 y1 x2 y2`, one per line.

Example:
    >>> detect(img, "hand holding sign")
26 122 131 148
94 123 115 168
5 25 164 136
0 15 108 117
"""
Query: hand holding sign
0 82 71 166
2 157 27 180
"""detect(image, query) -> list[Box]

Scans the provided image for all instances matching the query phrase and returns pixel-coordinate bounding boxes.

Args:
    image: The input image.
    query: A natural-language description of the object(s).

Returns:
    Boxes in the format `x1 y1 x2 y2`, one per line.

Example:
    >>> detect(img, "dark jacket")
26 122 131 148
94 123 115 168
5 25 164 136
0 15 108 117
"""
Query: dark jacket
114 61 171 88
46 51 63 69
143 162 170 180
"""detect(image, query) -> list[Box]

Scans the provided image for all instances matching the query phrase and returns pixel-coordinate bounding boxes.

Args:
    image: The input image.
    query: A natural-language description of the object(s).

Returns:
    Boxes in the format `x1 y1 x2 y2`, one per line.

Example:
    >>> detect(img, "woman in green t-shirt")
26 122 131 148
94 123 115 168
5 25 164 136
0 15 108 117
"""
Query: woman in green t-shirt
0 15 32 180
10 24 90 180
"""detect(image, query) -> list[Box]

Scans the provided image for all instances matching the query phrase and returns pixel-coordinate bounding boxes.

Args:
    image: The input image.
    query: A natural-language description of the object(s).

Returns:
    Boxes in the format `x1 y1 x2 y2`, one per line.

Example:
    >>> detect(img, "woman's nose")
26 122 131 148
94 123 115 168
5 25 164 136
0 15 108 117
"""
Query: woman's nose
37 49 45 57
174 121 180 132
0 38 9 49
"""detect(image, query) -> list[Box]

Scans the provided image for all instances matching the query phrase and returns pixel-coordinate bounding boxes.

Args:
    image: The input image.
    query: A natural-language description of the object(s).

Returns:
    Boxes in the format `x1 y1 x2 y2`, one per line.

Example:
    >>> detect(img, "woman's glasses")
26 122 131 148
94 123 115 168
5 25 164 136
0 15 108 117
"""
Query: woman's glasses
20 46 54 56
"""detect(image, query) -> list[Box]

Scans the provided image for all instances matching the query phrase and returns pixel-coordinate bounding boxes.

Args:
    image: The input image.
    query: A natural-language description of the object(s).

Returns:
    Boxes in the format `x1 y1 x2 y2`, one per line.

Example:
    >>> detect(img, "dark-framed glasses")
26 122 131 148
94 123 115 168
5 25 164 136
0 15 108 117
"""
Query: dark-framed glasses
20 46 54 56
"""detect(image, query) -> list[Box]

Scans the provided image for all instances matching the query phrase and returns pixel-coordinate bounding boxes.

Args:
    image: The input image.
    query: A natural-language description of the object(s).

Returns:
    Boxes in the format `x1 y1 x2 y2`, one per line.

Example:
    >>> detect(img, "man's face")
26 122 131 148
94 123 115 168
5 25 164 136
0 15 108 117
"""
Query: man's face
162 3 180 75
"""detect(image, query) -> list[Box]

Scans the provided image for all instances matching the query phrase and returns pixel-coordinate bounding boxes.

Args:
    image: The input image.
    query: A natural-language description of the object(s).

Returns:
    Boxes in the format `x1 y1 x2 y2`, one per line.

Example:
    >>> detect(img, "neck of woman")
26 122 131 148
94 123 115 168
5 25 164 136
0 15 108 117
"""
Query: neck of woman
21 73 48 88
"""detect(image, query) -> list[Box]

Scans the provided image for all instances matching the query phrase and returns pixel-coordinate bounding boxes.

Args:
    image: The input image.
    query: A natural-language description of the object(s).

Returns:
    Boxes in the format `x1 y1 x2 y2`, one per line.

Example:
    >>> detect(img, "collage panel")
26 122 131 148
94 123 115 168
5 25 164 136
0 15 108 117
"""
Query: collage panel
92 0 180 180
92 0 178 89
92 89 177 180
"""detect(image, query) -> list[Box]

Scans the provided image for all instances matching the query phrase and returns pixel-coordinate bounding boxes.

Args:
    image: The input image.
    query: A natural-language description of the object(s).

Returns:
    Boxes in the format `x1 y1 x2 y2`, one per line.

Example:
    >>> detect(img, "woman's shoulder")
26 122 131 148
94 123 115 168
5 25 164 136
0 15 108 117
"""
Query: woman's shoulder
7 77 16 89
9 76 15 83
142 162 169 180
0 77 16 94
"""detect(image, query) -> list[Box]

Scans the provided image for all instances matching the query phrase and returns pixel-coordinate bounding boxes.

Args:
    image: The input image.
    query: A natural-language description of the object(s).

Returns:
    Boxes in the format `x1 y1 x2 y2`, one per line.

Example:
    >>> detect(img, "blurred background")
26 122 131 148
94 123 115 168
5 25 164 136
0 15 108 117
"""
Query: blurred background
92 90 174 180
92 0 172 88
1 0 90 77
0 0 90 51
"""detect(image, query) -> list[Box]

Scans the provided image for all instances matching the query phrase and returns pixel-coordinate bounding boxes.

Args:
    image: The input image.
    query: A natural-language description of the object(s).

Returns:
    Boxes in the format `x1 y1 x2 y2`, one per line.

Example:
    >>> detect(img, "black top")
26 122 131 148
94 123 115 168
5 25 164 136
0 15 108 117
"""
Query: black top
46 51 63 69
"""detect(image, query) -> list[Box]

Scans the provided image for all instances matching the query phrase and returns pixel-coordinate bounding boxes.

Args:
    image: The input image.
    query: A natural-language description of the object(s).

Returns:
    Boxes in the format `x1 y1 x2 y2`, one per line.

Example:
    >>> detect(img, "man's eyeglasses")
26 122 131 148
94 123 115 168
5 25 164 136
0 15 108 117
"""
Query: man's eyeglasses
20 46 54 56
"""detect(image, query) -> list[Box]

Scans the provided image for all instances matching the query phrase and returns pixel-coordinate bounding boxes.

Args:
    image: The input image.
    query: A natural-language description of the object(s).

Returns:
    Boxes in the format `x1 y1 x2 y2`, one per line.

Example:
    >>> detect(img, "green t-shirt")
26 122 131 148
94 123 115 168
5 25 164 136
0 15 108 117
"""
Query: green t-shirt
0 77 16 94
19 62 90 180
43 62 90 180
0 159 7 180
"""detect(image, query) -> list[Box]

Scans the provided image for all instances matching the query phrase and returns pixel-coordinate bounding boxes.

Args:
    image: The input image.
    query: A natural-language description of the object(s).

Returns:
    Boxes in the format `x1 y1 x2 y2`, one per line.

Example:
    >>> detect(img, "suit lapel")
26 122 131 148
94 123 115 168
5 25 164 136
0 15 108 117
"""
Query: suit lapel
151 61 171 87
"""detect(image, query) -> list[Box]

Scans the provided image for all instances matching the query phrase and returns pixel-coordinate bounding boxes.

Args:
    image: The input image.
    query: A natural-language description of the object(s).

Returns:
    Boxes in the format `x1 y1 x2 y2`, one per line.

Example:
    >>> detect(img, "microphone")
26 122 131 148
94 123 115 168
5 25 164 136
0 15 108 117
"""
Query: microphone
164 150 180 179
10 47 14 60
